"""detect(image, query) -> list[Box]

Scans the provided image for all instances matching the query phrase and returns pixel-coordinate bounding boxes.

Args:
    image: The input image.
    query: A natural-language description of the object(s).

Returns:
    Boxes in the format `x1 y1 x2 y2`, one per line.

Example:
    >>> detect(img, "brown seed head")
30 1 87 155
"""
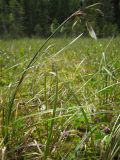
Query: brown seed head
72 10 86 18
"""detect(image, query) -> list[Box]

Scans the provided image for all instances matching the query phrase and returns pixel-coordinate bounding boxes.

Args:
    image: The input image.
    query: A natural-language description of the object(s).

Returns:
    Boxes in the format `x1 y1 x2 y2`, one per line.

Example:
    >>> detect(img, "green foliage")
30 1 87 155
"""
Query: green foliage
34 24 43 37
8 0 24 37
0 0 120 38
102 23 119 37
51 19 59 34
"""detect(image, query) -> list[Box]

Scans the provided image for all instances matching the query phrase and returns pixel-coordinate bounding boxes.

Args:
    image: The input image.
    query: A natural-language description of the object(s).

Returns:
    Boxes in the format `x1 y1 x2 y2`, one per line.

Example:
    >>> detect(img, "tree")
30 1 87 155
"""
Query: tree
0 0 9 37
8 0 24 37
113 0 120 29
0 0 119 38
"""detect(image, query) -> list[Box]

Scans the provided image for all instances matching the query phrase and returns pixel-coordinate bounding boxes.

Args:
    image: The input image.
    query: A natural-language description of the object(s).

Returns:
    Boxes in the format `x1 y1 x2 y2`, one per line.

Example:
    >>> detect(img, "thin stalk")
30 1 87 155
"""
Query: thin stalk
44 73 48 136
44 66 58 160
64 83 96 151
64 83 90 131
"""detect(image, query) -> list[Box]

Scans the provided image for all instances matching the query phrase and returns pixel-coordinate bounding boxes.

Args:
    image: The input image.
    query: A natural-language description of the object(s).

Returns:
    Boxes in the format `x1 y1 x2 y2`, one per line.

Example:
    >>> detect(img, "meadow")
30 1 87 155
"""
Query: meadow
0 37 120 160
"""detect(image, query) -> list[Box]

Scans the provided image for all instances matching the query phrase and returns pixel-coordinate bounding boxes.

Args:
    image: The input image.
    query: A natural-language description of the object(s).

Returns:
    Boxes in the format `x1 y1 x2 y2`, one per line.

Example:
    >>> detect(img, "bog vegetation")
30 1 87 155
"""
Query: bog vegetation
0 1 120 160
1 36 120 159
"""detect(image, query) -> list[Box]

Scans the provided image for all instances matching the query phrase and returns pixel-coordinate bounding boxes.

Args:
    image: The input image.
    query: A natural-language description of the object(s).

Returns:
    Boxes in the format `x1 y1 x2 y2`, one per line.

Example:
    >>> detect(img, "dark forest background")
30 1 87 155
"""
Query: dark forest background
0 0 120 38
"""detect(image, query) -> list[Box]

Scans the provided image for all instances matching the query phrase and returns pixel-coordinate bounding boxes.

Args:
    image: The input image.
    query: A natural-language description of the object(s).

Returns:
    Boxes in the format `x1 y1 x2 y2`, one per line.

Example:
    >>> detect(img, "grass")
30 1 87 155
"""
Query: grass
0 37 120 160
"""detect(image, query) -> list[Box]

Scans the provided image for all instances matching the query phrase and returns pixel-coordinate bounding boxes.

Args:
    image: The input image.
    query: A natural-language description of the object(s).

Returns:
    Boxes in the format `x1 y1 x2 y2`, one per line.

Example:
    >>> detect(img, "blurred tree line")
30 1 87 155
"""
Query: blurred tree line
0 0 120 38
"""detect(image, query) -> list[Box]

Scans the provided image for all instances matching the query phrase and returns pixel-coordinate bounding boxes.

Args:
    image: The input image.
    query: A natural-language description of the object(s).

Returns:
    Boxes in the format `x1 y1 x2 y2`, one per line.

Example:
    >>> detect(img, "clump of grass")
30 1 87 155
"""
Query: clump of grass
2 9 84 152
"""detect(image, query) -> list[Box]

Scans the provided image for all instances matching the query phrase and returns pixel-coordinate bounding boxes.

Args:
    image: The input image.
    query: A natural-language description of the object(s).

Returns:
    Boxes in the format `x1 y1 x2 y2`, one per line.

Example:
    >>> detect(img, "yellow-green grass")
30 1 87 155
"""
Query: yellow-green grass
0 37 120 159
